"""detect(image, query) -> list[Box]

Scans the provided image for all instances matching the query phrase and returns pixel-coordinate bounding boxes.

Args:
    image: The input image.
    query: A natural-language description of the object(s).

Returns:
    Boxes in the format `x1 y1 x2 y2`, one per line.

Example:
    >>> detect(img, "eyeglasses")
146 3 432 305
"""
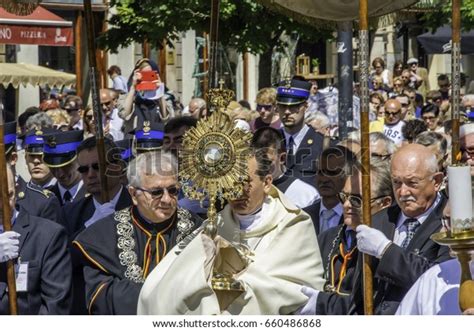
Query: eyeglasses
461 147 474 157
135 186 180 199
410 63 418 66
439 83 450 88
385 110 401 117
394 83 403 87
371 152 391 160
257 104 273 111
422 115 437 121
400 103 409 107
77 163 100 174
338 192 386 209
317 168 344 177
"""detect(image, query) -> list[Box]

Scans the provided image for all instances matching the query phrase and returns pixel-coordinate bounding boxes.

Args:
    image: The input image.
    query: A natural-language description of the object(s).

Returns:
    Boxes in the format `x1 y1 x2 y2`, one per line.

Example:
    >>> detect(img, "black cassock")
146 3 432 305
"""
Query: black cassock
72 206 201 315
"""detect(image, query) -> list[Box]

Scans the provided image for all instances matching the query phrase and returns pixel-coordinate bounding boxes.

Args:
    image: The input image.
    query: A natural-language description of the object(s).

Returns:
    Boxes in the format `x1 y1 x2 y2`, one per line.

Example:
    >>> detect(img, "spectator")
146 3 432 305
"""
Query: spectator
370 57 391 90
306 112 330 136
107 65 128 94
401 119 427 144
249 87 281 132
18 106 40 135
407 58 429 98
383 99 406 146
62 95 84 130
46 109 71 132
186 97 207 120
421 104 444 133
392 60 404 80
460 123 474 176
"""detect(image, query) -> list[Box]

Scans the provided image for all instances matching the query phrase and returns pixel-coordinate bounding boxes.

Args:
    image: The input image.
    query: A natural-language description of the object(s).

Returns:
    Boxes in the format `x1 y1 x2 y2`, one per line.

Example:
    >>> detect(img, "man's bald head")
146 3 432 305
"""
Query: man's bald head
384 99 403 125
391 144 443 217
99 88 113 104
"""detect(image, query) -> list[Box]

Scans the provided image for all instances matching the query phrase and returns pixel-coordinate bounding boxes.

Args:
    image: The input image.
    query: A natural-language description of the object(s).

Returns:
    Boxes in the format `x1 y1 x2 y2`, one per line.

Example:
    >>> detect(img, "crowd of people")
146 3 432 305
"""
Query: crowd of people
0 57 473 315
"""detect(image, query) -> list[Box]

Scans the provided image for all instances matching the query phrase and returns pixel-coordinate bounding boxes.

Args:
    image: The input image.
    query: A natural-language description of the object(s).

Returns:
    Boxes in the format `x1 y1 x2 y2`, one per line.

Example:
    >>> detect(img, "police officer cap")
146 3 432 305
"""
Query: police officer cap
115 138 134 163
3 121 17 155
43 130 84 167
276 79 312 106
134 121 164 152
24 128 55 155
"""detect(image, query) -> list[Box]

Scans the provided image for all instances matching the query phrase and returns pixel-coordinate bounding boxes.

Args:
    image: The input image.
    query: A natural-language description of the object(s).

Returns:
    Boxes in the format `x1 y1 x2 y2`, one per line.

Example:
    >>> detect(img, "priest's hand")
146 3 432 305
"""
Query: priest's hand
0 231 20 263
356 225 392 258
295 286 319 315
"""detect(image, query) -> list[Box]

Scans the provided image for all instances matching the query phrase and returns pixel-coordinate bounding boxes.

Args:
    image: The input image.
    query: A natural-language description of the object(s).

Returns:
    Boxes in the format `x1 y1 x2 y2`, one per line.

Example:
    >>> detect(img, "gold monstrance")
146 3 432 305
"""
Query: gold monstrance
180 81 252 298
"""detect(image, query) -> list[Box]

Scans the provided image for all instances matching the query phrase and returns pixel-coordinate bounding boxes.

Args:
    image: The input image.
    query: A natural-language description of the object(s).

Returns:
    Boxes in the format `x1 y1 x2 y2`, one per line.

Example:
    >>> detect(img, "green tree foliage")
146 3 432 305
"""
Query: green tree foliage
420 0 474 31
100 0 334 54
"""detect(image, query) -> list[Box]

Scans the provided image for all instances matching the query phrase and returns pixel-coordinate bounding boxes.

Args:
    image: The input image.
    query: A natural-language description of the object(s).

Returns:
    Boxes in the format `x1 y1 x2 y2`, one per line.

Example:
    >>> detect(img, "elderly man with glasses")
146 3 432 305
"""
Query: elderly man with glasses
73 151 202 314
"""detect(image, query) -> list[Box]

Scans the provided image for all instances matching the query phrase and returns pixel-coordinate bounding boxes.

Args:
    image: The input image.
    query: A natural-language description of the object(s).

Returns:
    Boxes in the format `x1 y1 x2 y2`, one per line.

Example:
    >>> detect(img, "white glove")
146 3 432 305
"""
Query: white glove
0 231 21 263
295 286 319 315
356 225 392 258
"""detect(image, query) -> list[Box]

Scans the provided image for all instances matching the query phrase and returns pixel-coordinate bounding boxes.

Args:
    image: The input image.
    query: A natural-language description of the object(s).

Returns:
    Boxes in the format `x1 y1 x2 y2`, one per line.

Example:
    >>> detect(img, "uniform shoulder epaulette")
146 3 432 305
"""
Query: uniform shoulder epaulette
42 189 53 198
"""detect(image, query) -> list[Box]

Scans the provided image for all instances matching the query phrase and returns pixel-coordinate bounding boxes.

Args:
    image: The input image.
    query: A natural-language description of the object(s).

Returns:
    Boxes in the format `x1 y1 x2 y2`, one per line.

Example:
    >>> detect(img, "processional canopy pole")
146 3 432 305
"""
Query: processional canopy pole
358 0 374 316
431 0 474 313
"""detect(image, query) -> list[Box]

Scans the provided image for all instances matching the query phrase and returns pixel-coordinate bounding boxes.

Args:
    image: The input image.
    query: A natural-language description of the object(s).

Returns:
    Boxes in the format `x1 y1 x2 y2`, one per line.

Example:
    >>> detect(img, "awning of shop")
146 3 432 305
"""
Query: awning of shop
0 6 73 46
417 26 474 54
0 63 75 88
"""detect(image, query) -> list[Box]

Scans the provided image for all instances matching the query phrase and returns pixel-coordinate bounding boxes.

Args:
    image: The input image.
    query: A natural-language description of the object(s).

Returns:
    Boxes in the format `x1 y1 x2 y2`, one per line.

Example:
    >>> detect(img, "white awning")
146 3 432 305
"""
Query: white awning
0 63 76 88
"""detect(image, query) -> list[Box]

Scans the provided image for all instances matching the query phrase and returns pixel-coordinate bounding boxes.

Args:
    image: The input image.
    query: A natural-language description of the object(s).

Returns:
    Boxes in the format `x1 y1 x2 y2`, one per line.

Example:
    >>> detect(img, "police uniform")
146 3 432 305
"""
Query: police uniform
134 120 164 153
0 211 72 314
72 206 202 314
276 79 329 187
3 124 62 223
42 130 85 205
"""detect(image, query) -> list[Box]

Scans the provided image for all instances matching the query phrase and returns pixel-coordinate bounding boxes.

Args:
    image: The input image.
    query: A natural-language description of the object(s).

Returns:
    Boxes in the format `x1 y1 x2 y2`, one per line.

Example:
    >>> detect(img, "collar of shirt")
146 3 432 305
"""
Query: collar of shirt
320 201 344 218
396 193 442 229
32 177 57 189
72 120 84 131
0 210 19 234
283 124 310 152
233 199 268 231
58 180 84 201
93 185 123 210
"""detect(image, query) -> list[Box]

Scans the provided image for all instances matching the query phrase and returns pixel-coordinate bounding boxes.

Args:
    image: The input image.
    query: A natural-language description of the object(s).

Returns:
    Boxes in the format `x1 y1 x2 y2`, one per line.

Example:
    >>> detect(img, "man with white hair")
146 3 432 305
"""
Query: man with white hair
460 123 474 176
306 111 331 136
72 151 202 314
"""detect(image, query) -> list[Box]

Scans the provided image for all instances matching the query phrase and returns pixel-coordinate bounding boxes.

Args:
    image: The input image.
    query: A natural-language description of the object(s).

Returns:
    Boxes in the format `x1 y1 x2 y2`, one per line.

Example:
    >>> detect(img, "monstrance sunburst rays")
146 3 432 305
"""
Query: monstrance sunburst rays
180 110 252 238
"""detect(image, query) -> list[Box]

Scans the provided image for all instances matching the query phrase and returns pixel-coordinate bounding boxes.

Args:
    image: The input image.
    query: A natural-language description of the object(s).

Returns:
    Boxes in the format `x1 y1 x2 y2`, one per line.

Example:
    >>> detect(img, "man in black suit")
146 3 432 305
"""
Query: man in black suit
61 136 131 314
43 130 86 205
276 79 327 187
299 144 452 314
0 164 72 314
304 146 356 235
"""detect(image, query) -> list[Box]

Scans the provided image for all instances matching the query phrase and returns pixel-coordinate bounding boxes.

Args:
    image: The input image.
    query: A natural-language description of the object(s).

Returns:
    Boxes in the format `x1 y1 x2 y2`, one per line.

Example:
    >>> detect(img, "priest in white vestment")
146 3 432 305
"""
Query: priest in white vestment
396 259 474 315
137 153 325 315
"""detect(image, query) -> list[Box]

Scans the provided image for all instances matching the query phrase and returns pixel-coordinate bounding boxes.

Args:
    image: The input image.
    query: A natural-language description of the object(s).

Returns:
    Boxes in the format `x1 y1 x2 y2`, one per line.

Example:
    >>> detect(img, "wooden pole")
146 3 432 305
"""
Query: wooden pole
0 116 17 315
358 0 374 315
208 0 220 90
159 42 167 84
84 0 109 202
243 52 249 101
451 0 461 164
75 10 83 98
202 32 209 97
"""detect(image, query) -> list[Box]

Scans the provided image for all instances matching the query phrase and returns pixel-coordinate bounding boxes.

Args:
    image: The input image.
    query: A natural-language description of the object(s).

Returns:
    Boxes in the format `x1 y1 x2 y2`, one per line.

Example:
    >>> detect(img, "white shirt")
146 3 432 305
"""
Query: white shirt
283 125 310 153
282 178 320 208
393 193 442 246
58 180 84 203
233 197 269 231
84 186 124 228
396 259 473 315
383 120 405 146
319 201 343 233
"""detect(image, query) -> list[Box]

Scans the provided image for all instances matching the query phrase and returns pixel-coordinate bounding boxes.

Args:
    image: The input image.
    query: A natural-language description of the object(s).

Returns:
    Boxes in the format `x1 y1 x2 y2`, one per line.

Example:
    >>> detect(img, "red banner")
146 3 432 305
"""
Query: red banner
0 24 73 46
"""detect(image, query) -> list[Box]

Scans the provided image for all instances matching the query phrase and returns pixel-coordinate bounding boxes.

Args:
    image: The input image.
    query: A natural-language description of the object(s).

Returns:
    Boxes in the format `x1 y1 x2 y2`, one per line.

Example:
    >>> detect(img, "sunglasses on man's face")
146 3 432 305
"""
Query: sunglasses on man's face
77 163 100 174
135 186 180 200
257 104 273 111
385 110 401 117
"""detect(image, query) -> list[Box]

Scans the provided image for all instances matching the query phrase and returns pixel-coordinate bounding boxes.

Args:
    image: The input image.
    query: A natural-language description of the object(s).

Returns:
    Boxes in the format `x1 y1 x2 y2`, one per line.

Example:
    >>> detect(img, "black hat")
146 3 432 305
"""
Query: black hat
276 79 312 105
43 130 84 167
23 128 55 155
115 138 134 163
3 121 17 155
134 121 164 152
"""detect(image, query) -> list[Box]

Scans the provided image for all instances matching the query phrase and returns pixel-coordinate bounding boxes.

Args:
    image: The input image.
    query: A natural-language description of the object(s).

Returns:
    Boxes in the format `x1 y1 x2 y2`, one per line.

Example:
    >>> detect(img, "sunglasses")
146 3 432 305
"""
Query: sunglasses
135 186 180 199
338 192 386 209
385 110 401 117
257 104 273 111
371 152 391 160
77 163 100 174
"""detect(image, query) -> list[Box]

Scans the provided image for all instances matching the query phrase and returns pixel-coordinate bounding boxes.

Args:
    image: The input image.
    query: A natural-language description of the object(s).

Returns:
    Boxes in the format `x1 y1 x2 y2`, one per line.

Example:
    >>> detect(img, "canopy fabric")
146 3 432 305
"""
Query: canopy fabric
0 63 76 88
257 0 419 23
417 26 474 54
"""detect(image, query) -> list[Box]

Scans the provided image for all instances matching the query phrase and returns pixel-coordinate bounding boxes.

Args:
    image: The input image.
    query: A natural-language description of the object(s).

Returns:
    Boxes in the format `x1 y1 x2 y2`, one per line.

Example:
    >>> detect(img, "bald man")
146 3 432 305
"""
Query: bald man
460 123 474 176
100 88 124 141
349 144 451 314
383 99 406 146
